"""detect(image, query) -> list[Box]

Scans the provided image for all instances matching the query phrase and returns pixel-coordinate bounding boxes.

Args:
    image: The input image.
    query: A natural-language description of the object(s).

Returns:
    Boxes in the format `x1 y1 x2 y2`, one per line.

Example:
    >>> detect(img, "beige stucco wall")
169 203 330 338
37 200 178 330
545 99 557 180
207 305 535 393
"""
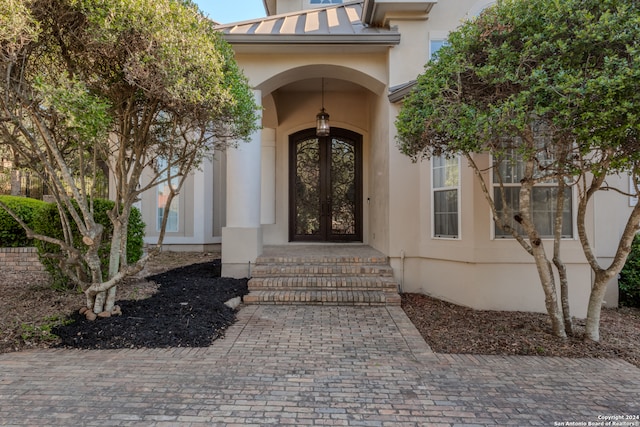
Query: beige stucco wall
366 85 391 254
400 257 593 318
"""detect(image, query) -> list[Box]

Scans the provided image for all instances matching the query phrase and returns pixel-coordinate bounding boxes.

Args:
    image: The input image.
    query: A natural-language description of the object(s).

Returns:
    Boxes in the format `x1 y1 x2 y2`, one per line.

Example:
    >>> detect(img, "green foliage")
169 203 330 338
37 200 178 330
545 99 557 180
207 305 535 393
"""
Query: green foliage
0 196 47 247
32 199 145 289
0 0 40 57
619 234 640 307
34 74 112 146
65 0 259 144
20 315 74 343
396 0 640 177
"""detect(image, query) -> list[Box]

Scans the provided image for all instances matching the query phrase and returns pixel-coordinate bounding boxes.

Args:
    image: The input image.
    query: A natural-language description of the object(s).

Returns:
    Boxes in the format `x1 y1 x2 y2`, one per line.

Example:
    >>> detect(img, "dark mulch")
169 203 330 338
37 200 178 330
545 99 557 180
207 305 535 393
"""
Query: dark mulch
52 261 248 349
402 293 640 368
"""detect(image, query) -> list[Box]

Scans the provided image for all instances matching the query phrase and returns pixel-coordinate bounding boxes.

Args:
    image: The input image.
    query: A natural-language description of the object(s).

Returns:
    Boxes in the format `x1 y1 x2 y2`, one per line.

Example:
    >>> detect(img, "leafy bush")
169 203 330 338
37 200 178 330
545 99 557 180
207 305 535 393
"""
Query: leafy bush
0 196 48 247
32 199 145 289
619 233 640 308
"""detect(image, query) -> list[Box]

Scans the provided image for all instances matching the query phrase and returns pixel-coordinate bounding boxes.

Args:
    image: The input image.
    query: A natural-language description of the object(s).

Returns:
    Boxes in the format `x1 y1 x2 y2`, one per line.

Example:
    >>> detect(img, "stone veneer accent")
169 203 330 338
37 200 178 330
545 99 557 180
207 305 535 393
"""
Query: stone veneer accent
0 247 45 273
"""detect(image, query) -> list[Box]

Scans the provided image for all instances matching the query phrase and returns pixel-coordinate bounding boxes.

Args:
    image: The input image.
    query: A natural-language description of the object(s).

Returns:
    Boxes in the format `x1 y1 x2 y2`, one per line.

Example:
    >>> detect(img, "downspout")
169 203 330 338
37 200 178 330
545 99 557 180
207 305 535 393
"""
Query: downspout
399 249 405 293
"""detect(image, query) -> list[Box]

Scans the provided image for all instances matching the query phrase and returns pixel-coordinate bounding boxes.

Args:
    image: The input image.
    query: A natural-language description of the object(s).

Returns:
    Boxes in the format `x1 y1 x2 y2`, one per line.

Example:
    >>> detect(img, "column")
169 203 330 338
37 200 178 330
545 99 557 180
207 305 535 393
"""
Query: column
221 89 263 278
261 128 276 225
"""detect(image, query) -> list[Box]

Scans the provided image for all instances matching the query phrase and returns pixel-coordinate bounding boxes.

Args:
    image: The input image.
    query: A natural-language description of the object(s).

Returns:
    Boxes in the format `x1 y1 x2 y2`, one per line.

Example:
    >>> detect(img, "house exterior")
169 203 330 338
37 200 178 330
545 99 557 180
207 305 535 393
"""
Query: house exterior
136 0 633 317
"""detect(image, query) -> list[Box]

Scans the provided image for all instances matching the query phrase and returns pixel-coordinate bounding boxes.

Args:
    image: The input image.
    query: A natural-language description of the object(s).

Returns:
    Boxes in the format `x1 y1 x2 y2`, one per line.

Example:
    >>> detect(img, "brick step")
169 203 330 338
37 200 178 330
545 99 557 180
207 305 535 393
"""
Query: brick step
254 254 390 266
248 276 399 292
243 290 401 306
251 264 394 278
246 246 400 306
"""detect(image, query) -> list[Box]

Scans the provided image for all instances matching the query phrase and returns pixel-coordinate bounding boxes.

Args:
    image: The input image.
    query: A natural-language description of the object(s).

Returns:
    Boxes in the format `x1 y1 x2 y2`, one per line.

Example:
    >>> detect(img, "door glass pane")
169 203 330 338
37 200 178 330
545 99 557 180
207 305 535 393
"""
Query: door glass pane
330 138 356 235
295 138 321 236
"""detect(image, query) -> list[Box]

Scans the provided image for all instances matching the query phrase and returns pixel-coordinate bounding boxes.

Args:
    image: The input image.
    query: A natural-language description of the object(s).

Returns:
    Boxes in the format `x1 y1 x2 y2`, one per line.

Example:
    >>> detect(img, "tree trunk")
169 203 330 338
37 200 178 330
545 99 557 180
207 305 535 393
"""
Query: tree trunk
553 180 573 336
518 157 566 339
93 291 106 313
105 286 117 312
105 208 127 313
531 246 567 339
576 175 640 342
555 257 573 336
585 271 615 341
108 218 123 280
84 231 105 313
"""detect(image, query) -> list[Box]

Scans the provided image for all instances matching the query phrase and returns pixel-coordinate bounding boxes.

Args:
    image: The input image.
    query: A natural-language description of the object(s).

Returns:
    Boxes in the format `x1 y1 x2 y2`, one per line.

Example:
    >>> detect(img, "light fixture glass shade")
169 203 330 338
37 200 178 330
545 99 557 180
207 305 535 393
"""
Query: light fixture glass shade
316 108 330 137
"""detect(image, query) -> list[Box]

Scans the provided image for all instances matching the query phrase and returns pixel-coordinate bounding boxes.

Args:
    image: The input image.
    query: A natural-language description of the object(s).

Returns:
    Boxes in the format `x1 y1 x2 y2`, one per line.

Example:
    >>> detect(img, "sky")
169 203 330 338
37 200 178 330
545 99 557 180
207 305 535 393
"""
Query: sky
194 0 267 24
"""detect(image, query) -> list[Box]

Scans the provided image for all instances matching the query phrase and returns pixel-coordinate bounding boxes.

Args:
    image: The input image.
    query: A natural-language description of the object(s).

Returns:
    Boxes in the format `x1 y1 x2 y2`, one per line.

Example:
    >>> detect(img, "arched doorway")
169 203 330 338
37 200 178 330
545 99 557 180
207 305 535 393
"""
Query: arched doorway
289 128 363 242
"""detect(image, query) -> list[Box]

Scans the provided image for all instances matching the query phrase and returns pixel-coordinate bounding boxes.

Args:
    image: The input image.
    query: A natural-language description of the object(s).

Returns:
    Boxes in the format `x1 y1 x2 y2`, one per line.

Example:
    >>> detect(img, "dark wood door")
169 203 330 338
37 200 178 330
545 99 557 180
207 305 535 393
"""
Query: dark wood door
289 128 362 242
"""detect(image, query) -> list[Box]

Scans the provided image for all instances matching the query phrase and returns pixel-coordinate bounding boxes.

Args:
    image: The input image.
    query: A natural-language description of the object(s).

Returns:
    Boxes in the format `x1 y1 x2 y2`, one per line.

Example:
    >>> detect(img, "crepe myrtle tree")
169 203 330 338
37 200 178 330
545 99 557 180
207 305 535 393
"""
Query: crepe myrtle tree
0 0 259 315
395 0 640 341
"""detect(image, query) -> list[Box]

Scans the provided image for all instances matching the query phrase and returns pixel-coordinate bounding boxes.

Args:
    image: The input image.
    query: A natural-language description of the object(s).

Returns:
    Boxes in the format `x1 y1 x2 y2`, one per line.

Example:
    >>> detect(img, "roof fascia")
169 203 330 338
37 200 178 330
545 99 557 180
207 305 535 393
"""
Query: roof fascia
224 33 401 45
363 0 437 27
263 0 275 16
388 80 417 103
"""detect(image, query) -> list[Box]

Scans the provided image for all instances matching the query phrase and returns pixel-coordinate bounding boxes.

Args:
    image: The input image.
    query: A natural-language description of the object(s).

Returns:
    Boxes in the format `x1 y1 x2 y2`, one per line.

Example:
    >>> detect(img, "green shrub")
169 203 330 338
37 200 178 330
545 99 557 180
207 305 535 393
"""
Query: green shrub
32 199 145 289
0 196 48 247
619 233 640 308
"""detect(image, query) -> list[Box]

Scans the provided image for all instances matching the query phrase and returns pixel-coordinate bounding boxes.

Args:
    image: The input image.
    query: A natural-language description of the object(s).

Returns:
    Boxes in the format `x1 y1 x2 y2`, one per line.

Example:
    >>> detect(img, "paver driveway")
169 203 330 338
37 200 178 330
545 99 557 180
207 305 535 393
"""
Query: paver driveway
0 305 638 426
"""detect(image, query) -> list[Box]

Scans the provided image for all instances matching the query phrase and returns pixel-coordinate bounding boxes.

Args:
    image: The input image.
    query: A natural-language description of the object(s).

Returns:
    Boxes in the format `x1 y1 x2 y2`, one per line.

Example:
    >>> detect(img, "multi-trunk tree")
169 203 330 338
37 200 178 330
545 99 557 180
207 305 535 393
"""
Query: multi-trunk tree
0 0 259 315
396 0 640 341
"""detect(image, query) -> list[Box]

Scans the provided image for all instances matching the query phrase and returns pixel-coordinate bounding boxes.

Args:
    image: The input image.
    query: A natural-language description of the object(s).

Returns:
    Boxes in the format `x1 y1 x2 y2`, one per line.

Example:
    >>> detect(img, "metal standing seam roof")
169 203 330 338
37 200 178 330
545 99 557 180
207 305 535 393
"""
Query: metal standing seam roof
216 1 400 45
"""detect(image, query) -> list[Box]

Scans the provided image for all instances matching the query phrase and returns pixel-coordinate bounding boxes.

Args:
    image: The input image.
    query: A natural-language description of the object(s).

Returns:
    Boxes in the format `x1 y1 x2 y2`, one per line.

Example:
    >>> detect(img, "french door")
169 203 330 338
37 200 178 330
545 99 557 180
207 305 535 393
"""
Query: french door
289 128 362 242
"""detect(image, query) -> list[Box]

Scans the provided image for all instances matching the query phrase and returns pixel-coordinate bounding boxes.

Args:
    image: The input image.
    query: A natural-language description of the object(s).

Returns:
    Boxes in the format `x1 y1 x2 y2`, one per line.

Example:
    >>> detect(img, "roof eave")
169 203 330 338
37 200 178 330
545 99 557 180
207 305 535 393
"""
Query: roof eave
223 34 401 45
388 80 417 103
363 0 437 27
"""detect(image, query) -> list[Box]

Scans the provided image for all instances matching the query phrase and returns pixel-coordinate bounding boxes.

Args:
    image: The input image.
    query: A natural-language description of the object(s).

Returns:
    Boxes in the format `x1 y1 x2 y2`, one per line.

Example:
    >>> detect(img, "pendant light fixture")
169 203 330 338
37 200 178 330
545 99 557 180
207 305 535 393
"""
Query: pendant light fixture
316 78 330 137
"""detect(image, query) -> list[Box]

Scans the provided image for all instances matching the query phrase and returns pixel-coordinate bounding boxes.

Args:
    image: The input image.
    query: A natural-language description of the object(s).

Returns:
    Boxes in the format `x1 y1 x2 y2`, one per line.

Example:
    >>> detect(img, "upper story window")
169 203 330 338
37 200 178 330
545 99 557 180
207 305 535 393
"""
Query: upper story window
429 39 448 60
432 155 460 239
492 147 573 239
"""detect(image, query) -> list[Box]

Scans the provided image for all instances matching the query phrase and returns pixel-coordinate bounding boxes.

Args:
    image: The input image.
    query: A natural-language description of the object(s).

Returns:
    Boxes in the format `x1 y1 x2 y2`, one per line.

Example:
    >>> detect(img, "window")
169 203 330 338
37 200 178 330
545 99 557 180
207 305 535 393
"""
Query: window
156 158 179 232
310 0 342 4
432 155 460 238
493 147 573 238
429 39 448 61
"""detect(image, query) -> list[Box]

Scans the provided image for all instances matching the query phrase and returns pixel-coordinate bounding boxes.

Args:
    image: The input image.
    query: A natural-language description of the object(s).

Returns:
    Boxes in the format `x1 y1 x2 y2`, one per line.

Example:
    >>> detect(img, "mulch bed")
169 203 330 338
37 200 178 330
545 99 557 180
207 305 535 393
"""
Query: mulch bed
52 261 248 349
402 292 640 368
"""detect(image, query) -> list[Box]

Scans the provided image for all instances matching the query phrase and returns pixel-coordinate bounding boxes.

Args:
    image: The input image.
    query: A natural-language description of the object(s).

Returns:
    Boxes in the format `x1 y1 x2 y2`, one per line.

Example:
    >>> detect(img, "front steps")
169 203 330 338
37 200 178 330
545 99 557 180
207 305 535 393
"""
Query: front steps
245 245 401 306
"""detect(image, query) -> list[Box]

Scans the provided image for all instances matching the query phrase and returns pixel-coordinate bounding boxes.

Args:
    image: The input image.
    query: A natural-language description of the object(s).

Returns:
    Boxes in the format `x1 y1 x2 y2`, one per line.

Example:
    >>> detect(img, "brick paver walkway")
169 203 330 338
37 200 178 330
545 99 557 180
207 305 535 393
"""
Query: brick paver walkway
1 305 639 426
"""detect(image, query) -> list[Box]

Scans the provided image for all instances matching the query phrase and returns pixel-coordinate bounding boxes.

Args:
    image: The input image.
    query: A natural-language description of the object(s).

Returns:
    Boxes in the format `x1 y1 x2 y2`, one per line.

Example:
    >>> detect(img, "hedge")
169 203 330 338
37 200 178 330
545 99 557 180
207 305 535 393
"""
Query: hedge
0 195 48 247
32 199 145 288
619 233 640 308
